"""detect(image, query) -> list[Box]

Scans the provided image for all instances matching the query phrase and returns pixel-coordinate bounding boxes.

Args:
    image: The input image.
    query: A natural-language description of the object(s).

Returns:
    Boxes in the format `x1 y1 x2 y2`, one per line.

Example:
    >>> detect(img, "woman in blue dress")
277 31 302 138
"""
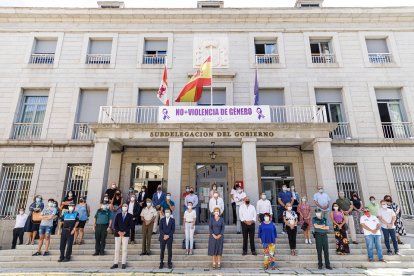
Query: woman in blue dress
258 212 277 270
208 207 225 270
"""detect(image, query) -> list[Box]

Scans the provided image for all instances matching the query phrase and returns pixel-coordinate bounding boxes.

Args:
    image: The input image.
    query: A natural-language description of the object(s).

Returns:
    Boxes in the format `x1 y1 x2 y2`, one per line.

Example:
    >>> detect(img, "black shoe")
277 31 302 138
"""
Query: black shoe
387 251 393 255
147 251 151 256
395 251 401 255
122 264 126 269
140 252 146 256
237 232 241 234
32 251 41 256
252 251 257 256
159 262 164 269
92 252 99 256
100 252 105 256
242 252 247 256
326 266 333 270
43 251 50 256
110 264 118 269
168 263 173 269
58 258 64 262
318 265 323 269
63 259 70 262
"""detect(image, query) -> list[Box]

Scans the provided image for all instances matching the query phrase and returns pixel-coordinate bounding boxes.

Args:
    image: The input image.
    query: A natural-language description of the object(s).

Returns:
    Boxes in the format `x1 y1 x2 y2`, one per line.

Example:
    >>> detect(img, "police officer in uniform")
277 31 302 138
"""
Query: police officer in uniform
58 203 79 262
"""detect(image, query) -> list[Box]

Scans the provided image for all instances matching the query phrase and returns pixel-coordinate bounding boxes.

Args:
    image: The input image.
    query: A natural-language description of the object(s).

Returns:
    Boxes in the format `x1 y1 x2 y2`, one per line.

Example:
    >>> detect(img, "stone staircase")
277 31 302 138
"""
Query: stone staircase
0 225 413 270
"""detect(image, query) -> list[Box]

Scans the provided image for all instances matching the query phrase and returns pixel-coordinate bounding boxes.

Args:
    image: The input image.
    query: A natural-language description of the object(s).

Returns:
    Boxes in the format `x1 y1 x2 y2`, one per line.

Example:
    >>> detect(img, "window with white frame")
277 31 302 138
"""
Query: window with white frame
259 89 286 122
13 91 48 140
135 89 161 123
315 88 350 139
86 39 112 64
73 89 107 140
310 39 336 63
391 163 414 217
63 164 91 202
254 39 279 64
334 163 362 200
143 40 167 65
366 38 392 63
375 88 412 139
30 38 57 64
197 88 226 106
0 164 34 217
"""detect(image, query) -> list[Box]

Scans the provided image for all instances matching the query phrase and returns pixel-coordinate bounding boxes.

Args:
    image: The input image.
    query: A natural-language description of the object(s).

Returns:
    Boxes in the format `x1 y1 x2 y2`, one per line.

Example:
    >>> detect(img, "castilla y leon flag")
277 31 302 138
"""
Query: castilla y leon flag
175 56 212 102
157 65 169 106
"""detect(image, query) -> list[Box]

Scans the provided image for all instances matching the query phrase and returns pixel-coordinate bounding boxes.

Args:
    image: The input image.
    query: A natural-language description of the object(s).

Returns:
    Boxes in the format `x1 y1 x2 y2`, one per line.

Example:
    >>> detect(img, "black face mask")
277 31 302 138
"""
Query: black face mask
190 191 194 194
245 201 250 205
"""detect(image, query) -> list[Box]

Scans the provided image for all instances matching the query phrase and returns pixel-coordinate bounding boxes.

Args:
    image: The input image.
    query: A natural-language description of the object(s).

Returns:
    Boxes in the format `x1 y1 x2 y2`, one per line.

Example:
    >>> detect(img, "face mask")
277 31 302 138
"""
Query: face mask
146 202 151 207
53 203 57 207
364 211 370 216
287 206 292 211
166 196 171 200
116 192 120 196
261 195 266 200
190 191 194 194
214 212 219 216
245 201 250 205
333 206 339 211
141 189 145 192
370 200 375 204
186 189 190 192
102 205 108 210
112 185 116 189
68 207 74 212
165 212 171 218
36 198 41 202
122 207 128 212
382 204 388 209
213 187 217 190
319 189 323 193
264 216 270 222
316 212 322 218
104 197 108 201
238 190 242 194
282 187 287 192
79 199 84 203
48 202 54 207
302 198 307 202
214 194 219 198
19 211 24 215
188 205 193 209
130 197 135 201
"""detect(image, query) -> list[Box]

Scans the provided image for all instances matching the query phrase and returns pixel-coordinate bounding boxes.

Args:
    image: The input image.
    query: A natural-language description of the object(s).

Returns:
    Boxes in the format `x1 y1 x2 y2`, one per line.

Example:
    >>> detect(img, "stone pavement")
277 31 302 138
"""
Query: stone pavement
1 267 414 275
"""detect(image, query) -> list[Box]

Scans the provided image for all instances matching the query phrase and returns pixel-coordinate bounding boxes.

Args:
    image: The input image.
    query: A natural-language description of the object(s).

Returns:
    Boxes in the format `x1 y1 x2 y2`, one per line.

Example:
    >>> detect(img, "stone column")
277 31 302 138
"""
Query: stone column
88 138 112 215
167 138 183 226
241 137 259 206
312 138 338 202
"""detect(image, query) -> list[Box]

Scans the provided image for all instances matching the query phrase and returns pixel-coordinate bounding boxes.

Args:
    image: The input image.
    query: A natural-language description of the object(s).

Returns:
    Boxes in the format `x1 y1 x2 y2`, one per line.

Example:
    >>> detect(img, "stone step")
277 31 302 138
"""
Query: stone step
0 259 413 269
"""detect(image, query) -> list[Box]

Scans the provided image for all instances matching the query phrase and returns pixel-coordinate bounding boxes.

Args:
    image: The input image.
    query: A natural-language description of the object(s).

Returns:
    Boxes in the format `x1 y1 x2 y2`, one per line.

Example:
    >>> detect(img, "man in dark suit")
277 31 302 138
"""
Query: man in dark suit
137 186 150 225
111 203 133 270
159 208 175 269
126 195 140 244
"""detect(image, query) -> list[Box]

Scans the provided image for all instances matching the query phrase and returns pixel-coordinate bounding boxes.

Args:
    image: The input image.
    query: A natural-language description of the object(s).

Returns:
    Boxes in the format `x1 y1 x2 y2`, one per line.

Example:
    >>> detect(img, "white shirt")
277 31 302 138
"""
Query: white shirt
360 215 381 236
234 191 246 206
230 189 236 203
166 217 170 226
128 202 135 215
184 210 197 223
209 197 224 213
239 204 257 222
256 199 273 215
378 207 396 229
14 213 28 228
313 192 331 211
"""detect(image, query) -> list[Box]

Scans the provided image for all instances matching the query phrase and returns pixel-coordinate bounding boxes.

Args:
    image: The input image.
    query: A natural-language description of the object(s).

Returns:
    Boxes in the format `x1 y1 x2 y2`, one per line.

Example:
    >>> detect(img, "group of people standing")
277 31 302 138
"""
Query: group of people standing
11 182 407 271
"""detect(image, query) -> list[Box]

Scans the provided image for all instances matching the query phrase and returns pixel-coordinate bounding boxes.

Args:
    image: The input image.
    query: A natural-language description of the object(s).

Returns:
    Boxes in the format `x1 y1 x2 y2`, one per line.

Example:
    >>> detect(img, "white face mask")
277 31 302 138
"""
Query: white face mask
166 196 171 200
122 206 128 212
264 216 270 222
48 202 54 207
370 200 375 204
287 206 292 211
186 189 190 192
68 207 74 212
146 202 151 207
165 212 171 218
316 212 322 218
188 205 193 210
333 206 339 211
382 204 388 209
214 194 219 198
130 197 135 201
214 212 219 216
19 211 24 215
282 187 287 192
319 189 323 193
302 198 307 202
261 195 266 200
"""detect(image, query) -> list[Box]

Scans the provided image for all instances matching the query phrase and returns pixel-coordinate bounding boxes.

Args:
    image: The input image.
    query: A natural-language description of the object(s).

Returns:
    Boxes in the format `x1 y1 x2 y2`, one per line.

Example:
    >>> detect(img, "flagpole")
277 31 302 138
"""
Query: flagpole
165 58 170 106
210 46 213 106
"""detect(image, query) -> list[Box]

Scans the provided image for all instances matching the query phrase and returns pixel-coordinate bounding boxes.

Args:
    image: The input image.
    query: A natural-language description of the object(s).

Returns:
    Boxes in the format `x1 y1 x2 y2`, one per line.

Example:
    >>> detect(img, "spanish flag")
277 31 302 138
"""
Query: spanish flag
175 56 212 102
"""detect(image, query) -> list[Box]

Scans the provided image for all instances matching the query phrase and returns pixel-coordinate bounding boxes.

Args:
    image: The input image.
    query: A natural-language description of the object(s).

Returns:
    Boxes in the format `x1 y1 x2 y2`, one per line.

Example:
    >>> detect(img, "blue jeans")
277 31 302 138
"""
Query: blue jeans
364 235 383 261
381 228 399 253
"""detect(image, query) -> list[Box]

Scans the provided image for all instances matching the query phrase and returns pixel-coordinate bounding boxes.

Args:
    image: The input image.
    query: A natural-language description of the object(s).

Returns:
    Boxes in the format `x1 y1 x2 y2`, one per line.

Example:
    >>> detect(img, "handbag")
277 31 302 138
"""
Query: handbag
32 211 42 223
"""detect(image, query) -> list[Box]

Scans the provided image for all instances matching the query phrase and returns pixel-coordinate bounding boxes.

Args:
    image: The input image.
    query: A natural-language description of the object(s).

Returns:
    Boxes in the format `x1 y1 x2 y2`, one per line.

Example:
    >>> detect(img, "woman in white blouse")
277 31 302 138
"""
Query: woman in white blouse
283 202 298 256
183 202 197 255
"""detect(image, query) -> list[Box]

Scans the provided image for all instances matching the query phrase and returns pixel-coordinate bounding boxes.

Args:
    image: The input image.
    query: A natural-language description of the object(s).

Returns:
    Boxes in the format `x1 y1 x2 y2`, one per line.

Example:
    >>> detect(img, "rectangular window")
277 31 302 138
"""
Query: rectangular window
63 164 91 202
0 164 34 217
366 38 392 63
197 88 226 106
258 89 284 106
254 39 279 64
391 163 414 217
86 39 112 64
13 92 48 140
135 90 160 123
30 38 57 64
376 88 411 139
143 40 167 64
310 39 335 63
334 163 362 200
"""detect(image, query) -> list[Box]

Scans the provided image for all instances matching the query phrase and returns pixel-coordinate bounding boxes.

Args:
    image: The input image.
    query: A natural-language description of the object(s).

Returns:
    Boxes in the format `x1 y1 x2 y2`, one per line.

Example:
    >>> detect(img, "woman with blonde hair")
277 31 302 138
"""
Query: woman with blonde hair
208 207 225 269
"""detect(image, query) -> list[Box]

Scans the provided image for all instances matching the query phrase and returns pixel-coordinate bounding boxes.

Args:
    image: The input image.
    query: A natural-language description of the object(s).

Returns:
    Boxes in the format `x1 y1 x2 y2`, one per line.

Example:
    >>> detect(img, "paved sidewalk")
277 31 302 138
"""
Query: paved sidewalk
1 267 414 275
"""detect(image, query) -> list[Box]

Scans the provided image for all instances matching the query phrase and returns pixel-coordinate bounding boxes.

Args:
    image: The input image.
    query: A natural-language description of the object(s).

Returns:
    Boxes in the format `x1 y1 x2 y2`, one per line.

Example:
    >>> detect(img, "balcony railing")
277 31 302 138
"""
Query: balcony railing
98 105 327 124
330 122 351 139
255 54 280 64
382 122 413 139
311 53 336 64
143 54 166 65
29 53 55 64
12 123 43 140
368 53 392 64
86 54 111 64
73 123 95 140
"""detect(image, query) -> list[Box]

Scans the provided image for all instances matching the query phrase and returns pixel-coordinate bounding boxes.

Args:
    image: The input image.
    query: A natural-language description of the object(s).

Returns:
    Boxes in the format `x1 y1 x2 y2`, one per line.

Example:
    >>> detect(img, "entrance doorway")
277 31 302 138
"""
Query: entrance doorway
260 164 294 223
196 164 229 224
131 164 165 200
